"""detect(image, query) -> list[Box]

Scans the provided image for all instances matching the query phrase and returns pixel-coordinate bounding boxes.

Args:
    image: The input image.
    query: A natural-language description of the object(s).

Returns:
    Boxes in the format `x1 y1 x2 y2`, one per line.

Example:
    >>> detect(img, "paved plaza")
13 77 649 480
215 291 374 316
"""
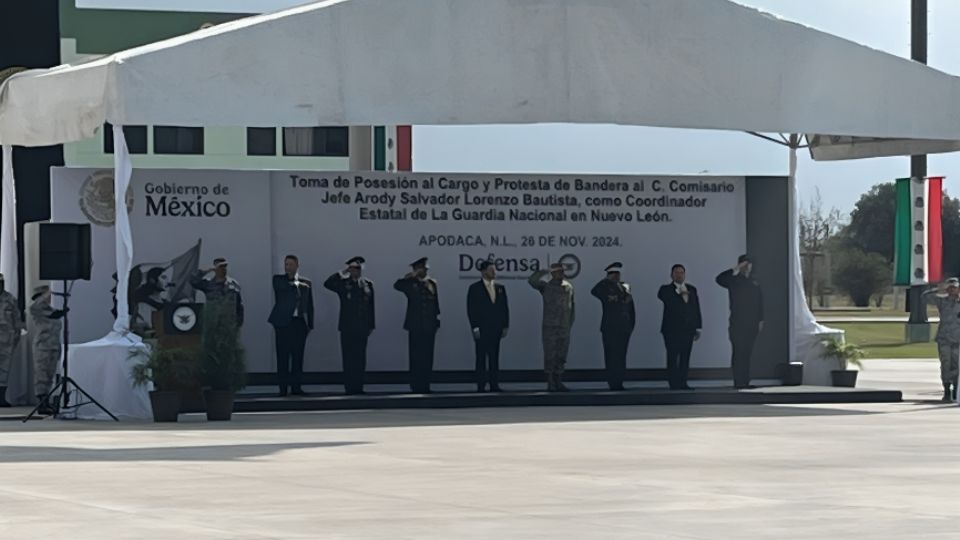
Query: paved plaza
1 360 957 539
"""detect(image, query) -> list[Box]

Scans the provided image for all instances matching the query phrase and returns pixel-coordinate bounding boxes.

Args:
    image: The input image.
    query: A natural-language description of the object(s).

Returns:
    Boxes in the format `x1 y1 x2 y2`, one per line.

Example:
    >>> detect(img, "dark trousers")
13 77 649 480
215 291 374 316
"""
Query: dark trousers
474 328 502 388
275 318 307 391
730 326 758 388
663 332 694 389
340 331 369 394
602 331 631 389
408 329 437 393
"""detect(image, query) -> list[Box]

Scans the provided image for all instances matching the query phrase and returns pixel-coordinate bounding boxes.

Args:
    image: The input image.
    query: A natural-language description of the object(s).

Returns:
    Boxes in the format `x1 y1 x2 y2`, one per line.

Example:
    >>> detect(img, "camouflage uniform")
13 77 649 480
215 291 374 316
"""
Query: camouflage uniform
924 290 960 386
0 290 23 387
191 271 244 326
529 270 575 378
30 296 63 396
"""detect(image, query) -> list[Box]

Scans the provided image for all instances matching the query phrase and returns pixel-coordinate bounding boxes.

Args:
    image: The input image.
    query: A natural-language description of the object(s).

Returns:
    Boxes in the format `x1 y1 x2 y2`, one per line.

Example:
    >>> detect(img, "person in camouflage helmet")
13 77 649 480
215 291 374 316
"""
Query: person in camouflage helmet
30 285 65 414
0 273 24 407
529 263 575 392
924 277 960 402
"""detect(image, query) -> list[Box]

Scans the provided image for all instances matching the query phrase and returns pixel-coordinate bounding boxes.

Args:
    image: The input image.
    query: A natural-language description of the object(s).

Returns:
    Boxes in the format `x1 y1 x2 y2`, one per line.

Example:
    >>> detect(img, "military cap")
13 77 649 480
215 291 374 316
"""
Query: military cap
549 262 564 272
411 257 429 269
738 254 751 264
346 256 366 268
605 262 623 274
31 284 50 301
213 257 228 266
946 277 960 287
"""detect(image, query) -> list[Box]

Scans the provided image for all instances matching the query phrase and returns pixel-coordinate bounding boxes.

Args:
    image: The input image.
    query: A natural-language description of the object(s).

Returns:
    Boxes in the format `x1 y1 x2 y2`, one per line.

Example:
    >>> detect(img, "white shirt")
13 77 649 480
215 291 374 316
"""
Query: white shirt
483 278 496 303
290 273 301 317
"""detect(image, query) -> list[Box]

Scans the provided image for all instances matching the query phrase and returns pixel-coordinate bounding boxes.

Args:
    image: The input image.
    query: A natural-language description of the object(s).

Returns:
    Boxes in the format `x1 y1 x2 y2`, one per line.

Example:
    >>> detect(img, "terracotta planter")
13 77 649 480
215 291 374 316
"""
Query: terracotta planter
830 370 858 388
149 390 182 422
203 389 235 421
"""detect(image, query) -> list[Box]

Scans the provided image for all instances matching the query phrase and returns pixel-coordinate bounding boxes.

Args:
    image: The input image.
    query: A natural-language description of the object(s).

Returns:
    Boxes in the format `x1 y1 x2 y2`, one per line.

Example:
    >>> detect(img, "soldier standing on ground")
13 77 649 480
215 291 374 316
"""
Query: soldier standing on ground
393 257 440 394
923 277 960 402
0 274 23 407
30 285 65 414
529 263 575 392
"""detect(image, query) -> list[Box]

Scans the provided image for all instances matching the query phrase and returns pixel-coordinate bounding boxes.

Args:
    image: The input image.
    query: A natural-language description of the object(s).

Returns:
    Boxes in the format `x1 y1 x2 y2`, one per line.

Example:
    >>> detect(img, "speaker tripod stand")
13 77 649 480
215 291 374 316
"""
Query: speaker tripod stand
24 280 117 422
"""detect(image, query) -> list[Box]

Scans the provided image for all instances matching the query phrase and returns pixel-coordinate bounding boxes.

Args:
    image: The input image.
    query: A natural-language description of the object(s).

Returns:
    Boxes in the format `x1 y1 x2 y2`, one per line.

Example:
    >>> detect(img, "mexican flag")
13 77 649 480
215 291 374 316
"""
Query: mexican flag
894 176 943 286
372 125 412 172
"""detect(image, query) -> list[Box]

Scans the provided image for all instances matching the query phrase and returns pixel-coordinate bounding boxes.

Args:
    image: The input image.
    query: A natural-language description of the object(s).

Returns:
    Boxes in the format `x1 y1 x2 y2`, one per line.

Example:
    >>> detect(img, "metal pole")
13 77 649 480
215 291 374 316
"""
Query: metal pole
907 0 930 333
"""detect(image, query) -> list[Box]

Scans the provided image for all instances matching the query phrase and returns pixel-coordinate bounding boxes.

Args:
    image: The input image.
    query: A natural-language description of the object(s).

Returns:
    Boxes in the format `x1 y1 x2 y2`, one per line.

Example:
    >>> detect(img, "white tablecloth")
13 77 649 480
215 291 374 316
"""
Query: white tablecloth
63 332 152 420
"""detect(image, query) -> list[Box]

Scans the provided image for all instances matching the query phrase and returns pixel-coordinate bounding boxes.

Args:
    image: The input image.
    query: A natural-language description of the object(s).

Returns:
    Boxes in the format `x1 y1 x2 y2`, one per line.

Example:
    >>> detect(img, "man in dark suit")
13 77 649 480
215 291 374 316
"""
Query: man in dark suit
267 254 314 397
716 254 764 389
590 262 636 390
324 256 375 395
467 260 509 392
393 257 440 393
657 264 702 390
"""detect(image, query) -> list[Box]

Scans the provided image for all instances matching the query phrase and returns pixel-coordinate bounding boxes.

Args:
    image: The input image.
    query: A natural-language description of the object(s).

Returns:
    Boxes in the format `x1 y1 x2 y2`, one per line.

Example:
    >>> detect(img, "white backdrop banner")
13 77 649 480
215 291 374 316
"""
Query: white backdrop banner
52 168 745 374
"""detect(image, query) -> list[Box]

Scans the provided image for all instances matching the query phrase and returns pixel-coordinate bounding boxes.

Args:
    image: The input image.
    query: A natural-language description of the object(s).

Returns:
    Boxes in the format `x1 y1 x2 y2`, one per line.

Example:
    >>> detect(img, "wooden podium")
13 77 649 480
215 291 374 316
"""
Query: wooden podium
151 304 205 412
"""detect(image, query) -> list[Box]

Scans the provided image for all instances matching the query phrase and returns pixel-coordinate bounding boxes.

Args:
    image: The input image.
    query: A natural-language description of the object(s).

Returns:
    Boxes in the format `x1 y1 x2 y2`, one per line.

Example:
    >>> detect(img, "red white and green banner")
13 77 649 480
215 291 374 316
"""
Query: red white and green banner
894 176 943 286
372 125 412 172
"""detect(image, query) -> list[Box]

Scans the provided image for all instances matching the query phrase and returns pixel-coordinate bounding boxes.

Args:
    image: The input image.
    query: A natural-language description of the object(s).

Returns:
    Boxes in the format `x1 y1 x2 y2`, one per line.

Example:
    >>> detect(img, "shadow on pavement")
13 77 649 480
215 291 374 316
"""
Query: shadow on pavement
0 441 367 463
0 403 886 434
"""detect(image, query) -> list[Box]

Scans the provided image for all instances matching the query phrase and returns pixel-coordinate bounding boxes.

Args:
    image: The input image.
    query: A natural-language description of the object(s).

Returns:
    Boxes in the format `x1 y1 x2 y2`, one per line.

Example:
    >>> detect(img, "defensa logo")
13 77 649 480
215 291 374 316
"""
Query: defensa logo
459 253 581 279
144 182 232 218
78 170 134 227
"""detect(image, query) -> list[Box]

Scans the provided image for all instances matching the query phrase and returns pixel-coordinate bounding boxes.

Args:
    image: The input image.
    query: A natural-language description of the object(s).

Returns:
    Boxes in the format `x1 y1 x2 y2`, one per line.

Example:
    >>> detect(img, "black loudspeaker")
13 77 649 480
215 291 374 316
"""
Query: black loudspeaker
39 223 92 281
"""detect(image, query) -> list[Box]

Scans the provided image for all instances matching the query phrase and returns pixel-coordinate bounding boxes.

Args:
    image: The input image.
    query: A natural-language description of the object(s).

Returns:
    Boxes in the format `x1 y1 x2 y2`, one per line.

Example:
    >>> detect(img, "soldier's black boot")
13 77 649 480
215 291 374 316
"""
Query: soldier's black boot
952 383 957 402
555 374 570 392
942 383 952 402
36 394 55 415
546 373 557 392
0 387 9 407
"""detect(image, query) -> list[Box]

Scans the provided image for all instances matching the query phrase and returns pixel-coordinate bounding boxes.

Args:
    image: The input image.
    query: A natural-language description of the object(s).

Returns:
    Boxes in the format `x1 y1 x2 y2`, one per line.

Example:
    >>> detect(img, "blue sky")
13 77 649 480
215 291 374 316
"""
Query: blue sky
78 0 960 215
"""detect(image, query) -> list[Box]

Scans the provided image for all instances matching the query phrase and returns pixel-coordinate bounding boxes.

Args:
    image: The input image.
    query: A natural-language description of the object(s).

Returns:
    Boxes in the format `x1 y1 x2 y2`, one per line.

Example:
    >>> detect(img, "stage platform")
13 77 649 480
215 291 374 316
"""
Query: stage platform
234 384 903 413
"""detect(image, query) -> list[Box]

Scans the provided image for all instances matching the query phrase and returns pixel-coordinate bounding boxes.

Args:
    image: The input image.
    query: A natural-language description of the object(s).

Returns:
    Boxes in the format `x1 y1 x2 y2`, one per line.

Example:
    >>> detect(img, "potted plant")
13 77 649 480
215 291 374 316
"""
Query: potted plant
821 338 865 387
131 344 200 422
200 299 246 421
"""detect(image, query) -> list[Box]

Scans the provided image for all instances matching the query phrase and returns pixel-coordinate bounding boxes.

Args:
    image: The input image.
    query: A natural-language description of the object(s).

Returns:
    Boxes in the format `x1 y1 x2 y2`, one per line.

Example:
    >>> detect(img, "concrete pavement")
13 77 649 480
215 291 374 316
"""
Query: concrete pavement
0 359 956 539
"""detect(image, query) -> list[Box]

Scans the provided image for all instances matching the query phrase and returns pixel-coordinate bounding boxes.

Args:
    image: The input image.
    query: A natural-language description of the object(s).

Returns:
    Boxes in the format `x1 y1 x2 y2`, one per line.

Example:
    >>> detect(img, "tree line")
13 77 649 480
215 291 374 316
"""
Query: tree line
800 184 960 308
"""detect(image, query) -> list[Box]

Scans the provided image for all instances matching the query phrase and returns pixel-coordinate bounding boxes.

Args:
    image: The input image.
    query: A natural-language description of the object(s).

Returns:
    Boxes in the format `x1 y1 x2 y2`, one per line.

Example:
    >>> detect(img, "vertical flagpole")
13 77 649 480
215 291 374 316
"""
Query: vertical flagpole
0 145 18 299
907 0 930 338
111 125 133 334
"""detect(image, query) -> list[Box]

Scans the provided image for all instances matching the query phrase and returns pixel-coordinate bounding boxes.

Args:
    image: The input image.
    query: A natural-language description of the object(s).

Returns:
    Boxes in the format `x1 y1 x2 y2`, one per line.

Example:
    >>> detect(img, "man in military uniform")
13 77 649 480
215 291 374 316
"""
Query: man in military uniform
529 262 575 392
0 273 23 407
923 277 960 402
30 285 65 414
325 257 375 395
191 257 244 326
590 262 635 390
716 255 764 389
393 257 440 393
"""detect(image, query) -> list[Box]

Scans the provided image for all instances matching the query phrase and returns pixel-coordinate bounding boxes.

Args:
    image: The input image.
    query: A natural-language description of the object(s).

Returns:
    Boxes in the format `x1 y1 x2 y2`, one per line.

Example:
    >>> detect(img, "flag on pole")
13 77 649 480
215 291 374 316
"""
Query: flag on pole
373 125 412 171
894 176 943 286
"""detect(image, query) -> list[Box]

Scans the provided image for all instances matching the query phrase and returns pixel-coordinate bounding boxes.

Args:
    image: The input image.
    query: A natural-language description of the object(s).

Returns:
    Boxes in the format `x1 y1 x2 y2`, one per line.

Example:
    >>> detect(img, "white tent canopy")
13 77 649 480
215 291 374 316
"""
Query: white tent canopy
1 0 958 368
2 0 960 145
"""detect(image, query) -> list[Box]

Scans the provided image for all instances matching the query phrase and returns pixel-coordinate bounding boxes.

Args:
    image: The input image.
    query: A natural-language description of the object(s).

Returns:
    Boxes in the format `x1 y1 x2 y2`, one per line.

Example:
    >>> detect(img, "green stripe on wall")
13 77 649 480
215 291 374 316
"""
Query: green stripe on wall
893 178 913 285
373 126 385 171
